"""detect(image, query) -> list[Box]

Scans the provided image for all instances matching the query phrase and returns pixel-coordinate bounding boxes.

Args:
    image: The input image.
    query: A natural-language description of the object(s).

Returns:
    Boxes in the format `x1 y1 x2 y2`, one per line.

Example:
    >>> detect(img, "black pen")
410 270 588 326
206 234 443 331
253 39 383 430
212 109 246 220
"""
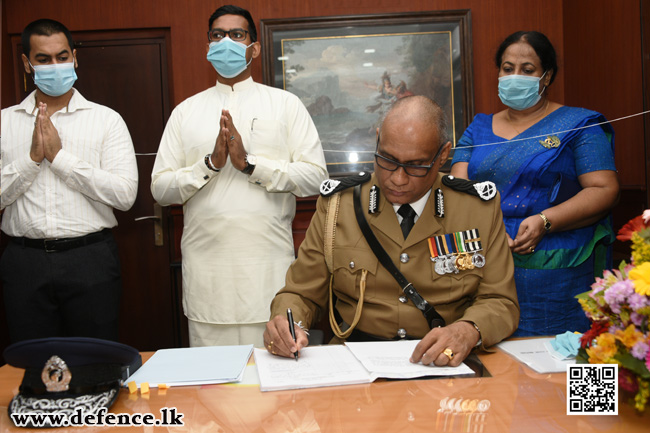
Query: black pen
287 308 298 361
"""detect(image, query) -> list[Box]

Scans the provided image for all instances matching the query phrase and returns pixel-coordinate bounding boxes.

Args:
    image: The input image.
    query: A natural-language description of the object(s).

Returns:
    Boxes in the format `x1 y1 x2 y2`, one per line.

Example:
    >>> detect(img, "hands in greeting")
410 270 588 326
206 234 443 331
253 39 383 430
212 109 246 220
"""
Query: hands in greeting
210 109 247 171
409 321 479 367
264 315 309 358
31 102 62 164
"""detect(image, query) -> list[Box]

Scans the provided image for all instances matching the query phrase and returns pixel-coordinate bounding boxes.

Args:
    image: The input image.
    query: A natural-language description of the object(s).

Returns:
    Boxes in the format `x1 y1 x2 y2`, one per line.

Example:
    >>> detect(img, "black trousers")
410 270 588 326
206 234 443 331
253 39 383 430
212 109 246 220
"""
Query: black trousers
1 231 122 343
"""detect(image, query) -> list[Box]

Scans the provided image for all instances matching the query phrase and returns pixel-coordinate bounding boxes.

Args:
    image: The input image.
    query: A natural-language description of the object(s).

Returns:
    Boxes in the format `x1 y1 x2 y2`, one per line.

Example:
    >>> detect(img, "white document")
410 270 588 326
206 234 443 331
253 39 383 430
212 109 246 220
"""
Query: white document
125 344 253 388
496 338 576 374
254 345 371 392
345 340 474 379
254 340 474 392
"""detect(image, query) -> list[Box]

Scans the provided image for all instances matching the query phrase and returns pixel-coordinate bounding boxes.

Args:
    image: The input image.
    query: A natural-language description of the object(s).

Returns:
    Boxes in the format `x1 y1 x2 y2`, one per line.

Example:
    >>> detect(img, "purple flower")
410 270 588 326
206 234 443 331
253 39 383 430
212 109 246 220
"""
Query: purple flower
603 280 635 313
628 292 650 310
631 341 649 360
630 312 646 327
609 324 623 333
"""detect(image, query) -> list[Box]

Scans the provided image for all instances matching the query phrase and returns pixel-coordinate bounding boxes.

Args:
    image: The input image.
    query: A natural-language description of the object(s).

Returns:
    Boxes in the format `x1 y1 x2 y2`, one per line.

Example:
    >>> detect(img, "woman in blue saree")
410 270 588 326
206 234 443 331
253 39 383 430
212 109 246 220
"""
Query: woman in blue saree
451 31 619 336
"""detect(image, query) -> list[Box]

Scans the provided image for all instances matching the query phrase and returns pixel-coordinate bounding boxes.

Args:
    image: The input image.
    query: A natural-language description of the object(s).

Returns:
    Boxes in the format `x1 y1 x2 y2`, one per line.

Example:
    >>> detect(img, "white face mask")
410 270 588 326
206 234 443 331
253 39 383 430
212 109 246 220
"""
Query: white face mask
30 61 77 96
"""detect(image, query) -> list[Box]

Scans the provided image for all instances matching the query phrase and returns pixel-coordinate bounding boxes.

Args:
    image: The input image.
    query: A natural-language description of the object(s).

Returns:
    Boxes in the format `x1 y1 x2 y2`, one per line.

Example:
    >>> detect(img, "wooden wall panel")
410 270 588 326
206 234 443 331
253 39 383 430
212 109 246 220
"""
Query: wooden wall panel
563 0 644 189
563 0 646 262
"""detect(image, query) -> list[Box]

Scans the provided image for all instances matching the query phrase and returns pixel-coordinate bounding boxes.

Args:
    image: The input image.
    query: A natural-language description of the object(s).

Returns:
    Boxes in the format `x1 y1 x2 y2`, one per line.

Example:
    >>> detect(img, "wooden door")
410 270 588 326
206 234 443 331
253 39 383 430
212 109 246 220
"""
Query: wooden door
4 29 184 351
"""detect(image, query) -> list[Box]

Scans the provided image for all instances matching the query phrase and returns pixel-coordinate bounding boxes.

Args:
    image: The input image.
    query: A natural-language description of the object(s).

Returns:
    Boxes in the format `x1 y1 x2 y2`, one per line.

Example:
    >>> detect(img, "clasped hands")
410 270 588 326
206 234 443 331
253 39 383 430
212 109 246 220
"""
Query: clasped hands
208 109 247 171
31 102 62 164
264 317 478 367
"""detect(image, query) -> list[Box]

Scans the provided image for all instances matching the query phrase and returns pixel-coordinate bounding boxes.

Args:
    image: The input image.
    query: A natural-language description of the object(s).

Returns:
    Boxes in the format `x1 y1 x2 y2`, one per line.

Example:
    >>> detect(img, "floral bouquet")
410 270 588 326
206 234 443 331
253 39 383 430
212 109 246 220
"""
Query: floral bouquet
577 211 650 412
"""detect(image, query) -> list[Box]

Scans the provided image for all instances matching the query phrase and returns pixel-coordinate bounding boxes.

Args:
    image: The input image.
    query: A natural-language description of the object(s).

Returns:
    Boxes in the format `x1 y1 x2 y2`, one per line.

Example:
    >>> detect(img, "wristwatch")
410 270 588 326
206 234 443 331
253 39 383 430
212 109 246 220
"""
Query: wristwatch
539 212 552 231
242 153 257 175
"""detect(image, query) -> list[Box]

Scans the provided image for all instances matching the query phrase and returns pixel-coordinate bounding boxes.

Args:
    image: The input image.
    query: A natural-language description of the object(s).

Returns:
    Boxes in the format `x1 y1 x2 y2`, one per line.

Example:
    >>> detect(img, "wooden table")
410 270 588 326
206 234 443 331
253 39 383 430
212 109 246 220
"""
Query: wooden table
0 349 647 432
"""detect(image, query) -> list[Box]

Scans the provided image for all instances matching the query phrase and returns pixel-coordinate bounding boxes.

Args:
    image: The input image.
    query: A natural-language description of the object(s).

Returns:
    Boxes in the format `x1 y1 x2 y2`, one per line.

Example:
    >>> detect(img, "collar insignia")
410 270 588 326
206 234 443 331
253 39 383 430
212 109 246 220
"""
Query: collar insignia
368 185 379 214
435 188 444 218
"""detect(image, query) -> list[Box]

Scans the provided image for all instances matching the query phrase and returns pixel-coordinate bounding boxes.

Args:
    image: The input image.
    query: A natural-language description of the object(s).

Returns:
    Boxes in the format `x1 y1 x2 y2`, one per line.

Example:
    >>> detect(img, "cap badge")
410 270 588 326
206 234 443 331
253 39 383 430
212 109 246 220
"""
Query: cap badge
41 355 72 392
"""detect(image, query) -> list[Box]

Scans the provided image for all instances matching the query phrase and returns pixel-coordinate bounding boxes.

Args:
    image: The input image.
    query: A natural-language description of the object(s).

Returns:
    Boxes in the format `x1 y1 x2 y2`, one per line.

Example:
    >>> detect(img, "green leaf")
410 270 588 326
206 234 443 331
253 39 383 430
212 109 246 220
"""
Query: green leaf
615 352 650 379
576 349 590 364
619 260 629 273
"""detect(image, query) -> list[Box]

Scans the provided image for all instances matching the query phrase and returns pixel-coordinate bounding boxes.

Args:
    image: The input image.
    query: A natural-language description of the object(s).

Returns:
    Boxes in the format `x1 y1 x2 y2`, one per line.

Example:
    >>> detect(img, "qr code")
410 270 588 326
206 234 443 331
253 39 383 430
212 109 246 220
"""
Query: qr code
567 364 618 415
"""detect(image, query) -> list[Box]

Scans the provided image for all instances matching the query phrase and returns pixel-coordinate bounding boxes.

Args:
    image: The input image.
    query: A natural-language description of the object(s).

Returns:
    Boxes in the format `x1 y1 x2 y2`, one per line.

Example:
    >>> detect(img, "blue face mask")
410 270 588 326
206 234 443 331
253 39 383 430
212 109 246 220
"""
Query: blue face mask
207 38 253 79
30 62 77 97
498 71 547 111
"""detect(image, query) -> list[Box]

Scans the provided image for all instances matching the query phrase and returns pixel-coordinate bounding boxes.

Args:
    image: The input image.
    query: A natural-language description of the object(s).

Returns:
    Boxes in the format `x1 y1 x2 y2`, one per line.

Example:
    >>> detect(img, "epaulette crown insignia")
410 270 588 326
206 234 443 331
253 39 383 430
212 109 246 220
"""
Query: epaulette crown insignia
442 175 497 201
320 172 372 196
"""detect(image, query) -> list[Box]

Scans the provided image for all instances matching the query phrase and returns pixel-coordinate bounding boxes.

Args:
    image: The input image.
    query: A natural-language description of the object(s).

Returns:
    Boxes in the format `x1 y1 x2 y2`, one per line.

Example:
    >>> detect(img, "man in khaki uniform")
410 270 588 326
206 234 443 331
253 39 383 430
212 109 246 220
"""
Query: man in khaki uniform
265 96 519 366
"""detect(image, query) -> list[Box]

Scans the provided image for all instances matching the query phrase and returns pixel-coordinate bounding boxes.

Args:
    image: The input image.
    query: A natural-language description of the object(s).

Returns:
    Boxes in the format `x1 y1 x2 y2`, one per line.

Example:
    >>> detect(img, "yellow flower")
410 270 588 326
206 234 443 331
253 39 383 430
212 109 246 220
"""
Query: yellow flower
614 324 646 349
635 379 649 412
628 262 650 295
631 232 650 264
586 332 617 364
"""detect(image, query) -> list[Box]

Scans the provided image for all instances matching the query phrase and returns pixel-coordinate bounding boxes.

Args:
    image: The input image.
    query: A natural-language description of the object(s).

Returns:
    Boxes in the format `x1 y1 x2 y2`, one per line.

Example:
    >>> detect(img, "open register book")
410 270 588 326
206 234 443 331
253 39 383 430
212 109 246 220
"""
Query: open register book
254 340 474 392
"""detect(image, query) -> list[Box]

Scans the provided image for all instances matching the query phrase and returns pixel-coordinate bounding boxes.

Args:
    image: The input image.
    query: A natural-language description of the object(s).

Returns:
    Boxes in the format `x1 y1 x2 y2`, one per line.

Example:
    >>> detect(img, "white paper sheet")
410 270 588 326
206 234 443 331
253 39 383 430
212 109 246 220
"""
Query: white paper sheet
254 345 371 392
345 340 474 379
125 344 253 387
254 340 474 392
496 338 576 373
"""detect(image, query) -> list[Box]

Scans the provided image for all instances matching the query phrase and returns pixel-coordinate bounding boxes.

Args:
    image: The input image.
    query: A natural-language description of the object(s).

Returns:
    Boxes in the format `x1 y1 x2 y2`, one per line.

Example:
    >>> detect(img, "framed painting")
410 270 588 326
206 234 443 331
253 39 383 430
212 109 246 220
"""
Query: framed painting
260 10 474 176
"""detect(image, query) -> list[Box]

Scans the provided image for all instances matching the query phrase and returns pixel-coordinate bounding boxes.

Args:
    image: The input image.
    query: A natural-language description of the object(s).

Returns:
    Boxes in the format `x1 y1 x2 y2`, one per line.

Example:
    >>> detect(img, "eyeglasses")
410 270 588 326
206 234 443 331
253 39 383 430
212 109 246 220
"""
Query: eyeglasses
374 134 445 177
207 28 249 42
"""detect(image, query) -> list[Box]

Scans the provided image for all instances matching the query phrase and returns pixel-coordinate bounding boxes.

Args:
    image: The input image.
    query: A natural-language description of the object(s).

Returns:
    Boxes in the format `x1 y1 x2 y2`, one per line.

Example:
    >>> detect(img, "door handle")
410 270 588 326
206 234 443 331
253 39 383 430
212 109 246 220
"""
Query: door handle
135 203 164 246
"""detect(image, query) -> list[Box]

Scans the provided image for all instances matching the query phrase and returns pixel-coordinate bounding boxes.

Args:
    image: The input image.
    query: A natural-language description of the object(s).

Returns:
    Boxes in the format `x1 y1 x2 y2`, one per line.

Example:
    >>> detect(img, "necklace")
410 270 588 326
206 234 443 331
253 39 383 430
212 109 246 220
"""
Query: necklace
506 100 549 136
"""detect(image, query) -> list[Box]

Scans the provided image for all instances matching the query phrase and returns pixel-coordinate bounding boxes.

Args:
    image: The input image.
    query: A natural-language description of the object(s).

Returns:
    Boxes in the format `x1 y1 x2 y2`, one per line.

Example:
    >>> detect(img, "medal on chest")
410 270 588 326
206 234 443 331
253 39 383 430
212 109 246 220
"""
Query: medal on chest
428 229 486 275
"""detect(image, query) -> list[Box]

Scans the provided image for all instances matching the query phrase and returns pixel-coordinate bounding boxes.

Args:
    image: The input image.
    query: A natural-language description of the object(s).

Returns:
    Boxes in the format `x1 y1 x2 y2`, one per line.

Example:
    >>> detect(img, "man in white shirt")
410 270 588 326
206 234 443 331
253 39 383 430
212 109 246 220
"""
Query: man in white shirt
151 5 327 348
0 19 138 343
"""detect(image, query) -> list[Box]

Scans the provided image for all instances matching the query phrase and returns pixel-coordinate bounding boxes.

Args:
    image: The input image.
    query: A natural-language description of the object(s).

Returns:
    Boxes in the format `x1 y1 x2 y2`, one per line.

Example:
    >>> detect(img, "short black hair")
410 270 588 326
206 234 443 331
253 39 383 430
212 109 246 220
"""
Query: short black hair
21 19 75 59
208 5 257 43
495 31 558 86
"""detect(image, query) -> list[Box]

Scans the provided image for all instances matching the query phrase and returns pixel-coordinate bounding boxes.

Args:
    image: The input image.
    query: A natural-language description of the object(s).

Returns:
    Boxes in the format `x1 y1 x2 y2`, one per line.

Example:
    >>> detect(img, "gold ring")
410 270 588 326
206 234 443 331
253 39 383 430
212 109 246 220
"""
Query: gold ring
267 341 274 350
529 246 535 253
443 348 454 360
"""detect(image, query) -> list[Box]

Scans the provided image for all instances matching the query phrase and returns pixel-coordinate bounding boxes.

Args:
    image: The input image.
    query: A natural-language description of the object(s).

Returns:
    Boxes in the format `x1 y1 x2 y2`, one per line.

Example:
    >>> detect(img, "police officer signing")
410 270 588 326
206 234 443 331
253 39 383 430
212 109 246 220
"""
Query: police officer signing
264 95 520 367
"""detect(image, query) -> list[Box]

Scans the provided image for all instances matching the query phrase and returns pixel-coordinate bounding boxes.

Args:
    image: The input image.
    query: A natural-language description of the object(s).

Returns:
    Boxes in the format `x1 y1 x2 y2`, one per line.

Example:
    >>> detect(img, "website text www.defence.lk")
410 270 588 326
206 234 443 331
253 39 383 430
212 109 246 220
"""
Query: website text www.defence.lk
11 407 184 428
